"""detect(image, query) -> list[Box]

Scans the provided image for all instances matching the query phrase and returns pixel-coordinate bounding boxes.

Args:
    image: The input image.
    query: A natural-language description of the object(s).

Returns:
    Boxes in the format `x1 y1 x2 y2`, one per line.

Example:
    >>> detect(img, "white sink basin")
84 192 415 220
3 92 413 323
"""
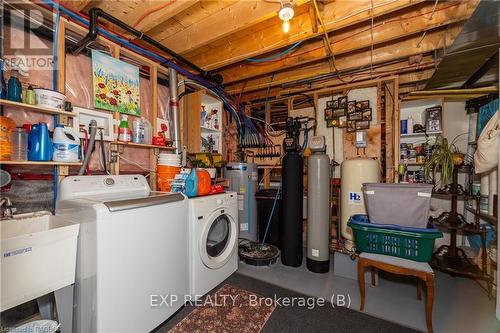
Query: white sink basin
1 211 79 311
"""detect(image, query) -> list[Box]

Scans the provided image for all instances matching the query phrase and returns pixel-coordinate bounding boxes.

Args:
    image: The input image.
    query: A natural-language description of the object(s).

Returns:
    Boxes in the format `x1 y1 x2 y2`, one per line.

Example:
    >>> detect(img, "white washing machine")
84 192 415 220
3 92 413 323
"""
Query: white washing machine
56 175 188 333
188 192 238 298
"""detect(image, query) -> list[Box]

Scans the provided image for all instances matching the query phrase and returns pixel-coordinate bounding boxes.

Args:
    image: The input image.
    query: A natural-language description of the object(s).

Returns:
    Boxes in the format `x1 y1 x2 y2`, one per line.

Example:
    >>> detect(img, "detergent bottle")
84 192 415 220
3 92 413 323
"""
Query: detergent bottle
28 123 52 161
53 125 80 162
184 169 198 197
0 116 16 160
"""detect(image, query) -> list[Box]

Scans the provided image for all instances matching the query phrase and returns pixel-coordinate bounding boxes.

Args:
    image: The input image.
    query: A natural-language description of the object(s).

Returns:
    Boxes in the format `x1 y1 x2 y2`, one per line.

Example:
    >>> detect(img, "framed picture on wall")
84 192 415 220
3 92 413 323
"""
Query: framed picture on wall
356 120 370 130
348 111 362 121
347 101 356 114
326 119 336 128
338 116 347 128
326 100 334 107
324 107 334 120
333 108 346 118
356 100 370 110
362 108 372 121
347 120 356 132
338 96 348 108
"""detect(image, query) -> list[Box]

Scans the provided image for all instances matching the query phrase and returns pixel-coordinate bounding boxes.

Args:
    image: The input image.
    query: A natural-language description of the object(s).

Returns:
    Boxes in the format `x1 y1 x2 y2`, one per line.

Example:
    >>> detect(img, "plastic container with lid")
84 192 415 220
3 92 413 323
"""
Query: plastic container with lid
132 118 145 144
52 125 80 162
11 127 28 161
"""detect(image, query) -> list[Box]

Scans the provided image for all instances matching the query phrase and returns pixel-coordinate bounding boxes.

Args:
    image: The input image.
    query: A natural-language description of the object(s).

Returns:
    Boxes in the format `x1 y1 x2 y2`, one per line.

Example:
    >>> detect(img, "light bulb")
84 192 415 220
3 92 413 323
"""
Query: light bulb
283 20 290 33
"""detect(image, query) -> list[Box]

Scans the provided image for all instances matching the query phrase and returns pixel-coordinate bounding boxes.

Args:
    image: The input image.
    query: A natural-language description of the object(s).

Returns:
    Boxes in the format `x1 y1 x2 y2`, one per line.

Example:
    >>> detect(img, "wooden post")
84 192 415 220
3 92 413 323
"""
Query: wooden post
110 44 121 175
150 65 158 190
384 79 395 183
55 17 67 183
394 76 400 183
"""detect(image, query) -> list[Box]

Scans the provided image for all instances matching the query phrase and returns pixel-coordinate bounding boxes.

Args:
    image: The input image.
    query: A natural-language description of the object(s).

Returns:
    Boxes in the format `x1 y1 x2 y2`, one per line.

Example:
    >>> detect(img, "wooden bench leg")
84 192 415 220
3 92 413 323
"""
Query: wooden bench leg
358 259 366 311
425 273 435 333
371 268 377 286
417 280 422 300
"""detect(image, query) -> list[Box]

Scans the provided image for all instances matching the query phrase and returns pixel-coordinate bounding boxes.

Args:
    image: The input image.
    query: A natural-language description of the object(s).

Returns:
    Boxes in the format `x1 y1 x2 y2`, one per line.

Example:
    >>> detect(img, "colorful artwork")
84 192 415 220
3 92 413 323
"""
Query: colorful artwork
92 50 140 115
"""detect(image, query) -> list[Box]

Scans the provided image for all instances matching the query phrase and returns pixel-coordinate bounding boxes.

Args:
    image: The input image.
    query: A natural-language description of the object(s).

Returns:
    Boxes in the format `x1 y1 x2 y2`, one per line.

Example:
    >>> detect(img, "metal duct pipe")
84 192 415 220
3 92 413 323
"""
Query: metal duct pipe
169 68 181 154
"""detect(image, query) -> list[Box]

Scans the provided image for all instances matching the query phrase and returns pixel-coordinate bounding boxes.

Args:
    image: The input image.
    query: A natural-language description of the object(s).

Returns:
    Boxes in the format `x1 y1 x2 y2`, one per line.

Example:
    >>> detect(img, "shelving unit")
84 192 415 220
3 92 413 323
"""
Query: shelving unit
400 131 443 138
0 99 76 118
185 91 223 155
113 141 176 150
0 161 82 166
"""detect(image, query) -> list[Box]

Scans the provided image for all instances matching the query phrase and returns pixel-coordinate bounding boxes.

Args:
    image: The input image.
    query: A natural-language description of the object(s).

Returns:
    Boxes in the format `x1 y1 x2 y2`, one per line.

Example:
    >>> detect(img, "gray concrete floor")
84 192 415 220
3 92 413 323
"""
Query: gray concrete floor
238 252 500 333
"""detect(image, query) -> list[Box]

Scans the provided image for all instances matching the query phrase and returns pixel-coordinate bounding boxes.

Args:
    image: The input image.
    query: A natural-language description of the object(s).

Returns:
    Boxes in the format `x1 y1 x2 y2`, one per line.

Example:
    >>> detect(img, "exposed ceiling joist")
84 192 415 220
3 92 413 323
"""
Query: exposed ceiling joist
133 0 200 32
157 0 311 55
60 0 91 12
185 0 425 70
218 0 477 85
229 24 462 95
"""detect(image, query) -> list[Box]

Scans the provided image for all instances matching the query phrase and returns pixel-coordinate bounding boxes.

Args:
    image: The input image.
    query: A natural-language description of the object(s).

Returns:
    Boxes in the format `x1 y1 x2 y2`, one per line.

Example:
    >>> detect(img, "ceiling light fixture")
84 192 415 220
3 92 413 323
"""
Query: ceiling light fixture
279 2 294 34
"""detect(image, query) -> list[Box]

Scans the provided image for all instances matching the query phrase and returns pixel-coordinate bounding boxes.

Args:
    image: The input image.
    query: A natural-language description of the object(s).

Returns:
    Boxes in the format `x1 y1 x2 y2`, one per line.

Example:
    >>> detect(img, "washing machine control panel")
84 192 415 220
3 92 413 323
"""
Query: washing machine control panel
104 178 115 186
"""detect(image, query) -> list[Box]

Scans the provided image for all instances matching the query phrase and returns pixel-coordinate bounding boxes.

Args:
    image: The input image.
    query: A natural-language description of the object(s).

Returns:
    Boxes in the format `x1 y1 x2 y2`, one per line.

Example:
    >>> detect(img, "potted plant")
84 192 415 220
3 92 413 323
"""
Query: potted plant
424 134 465 186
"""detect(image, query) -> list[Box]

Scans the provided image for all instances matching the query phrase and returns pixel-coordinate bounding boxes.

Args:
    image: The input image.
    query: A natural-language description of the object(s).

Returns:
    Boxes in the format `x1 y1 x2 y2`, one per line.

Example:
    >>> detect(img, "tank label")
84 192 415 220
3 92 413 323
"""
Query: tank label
311 249 319 257
348 192 362 206
240 222 248 231
237 194 244 211
251 172 258 181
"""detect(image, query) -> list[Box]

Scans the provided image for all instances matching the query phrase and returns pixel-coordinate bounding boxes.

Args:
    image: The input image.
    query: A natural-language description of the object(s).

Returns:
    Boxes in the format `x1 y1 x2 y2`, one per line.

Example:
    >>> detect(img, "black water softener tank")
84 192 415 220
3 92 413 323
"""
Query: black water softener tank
280 117 303 267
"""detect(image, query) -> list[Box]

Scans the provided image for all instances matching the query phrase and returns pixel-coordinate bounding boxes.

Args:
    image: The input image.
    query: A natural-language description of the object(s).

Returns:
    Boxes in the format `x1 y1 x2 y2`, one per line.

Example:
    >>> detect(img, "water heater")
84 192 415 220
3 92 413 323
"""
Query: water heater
225 162 258 241
340 158 379 250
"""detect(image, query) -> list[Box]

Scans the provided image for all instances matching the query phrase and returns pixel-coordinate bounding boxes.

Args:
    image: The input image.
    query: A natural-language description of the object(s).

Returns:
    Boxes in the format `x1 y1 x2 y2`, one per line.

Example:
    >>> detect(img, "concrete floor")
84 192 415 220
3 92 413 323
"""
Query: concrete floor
238 252 499 333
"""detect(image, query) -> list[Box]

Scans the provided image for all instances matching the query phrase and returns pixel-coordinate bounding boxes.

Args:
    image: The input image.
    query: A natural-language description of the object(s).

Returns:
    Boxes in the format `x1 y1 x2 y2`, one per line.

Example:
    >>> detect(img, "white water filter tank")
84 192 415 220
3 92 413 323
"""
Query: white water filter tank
340 158 380 250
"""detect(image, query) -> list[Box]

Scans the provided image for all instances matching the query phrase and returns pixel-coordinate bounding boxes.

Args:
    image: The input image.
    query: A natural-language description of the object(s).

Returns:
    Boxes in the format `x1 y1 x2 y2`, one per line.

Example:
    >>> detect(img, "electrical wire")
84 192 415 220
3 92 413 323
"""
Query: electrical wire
133 0 176 27
246 41 303 63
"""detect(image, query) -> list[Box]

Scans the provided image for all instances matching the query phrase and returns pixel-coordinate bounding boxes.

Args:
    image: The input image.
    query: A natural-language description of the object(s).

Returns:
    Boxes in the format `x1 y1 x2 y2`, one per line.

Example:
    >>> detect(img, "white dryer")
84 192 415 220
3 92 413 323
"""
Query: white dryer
56 175 188 333
188 192 238 298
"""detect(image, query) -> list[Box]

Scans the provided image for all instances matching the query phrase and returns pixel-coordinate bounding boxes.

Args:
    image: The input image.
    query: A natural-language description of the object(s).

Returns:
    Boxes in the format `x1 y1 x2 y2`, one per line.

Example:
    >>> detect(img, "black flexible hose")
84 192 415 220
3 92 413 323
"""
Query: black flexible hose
100 130 107 174
78 120 98 175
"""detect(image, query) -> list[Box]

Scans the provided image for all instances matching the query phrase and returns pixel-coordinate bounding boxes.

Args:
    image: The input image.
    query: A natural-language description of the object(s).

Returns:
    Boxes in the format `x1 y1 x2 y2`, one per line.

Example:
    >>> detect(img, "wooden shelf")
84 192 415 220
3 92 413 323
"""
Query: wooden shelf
0 160 82 166
0 99 76 117
465 207 497 226
400 131 442 138
201 126 221 133
112 141 176 150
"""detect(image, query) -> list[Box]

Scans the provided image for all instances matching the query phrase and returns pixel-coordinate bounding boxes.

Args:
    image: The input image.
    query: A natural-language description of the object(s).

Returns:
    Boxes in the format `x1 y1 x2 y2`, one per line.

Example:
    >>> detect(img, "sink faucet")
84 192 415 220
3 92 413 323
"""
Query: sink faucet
0 197 14 218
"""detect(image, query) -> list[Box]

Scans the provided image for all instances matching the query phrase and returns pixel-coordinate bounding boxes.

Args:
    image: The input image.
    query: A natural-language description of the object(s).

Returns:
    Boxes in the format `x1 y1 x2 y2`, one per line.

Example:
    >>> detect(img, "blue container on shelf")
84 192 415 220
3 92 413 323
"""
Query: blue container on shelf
28 123 53 161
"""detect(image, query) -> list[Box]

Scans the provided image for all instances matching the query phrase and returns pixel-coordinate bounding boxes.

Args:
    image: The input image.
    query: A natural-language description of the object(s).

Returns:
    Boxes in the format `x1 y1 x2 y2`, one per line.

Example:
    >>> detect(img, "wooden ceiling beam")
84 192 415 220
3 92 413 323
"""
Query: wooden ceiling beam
134 0 200 32
239 59 436 103
229 24 462 96
60 0 92 12
185 0 425 70
218 0 477 84
157 0 311 55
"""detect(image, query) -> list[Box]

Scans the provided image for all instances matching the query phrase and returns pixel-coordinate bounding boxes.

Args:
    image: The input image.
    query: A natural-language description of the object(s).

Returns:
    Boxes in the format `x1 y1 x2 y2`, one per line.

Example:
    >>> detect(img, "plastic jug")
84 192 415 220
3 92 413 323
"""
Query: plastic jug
143 117 152 144
132 118 145 144
52 125 80 162
28 123 52 161
0 116 16 160
184 169 198 197
197 169 211 196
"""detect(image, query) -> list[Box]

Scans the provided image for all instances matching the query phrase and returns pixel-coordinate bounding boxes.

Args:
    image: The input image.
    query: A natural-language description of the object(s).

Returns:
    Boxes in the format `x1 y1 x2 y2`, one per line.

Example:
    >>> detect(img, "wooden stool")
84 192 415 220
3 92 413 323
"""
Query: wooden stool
358 253 435 333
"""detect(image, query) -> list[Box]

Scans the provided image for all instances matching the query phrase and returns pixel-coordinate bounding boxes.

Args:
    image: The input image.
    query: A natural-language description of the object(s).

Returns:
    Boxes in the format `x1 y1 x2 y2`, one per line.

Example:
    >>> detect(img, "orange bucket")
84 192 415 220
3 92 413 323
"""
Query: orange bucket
157 165 180 192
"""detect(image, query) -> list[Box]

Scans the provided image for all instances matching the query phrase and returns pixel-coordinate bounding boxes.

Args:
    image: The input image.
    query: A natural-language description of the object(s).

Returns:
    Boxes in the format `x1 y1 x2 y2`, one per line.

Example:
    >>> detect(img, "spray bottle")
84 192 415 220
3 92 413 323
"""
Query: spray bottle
118 114 132 142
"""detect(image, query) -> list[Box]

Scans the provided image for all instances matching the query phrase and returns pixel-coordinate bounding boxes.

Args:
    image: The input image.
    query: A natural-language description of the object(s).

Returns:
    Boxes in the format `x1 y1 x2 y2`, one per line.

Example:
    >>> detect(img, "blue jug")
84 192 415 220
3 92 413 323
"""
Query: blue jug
28 123 53 161
184 169 198 197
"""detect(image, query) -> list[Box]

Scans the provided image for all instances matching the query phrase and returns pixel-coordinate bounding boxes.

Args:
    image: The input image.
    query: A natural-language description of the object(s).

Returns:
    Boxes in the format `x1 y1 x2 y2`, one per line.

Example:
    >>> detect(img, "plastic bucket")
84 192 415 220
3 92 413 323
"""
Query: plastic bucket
157 164 180 192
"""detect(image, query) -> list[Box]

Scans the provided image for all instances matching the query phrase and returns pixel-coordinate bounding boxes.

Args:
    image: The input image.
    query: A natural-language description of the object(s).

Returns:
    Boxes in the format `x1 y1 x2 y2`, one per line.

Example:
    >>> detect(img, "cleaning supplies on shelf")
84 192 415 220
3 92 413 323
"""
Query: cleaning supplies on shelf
407 116 414 134
11 127 28 161
52 125 80 162
118 115 132 142
132 117 145 144
7 69 22 102
0 116 16 160
25 85 36 105
28 123 52 161
184 168 198 197
33 88 66 110
143 117 152 144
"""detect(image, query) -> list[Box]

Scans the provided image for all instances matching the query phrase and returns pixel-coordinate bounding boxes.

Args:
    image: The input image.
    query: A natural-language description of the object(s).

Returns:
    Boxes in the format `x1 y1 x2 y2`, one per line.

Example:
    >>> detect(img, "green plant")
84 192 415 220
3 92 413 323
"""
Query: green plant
424 134 465 186
189 158 207 168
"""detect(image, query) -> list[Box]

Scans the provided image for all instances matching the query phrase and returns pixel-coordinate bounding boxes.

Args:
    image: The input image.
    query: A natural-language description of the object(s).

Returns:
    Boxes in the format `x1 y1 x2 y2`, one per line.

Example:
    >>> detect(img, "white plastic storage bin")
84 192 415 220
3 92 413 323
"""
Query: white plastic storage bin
362 183 433 228
1 212 79 311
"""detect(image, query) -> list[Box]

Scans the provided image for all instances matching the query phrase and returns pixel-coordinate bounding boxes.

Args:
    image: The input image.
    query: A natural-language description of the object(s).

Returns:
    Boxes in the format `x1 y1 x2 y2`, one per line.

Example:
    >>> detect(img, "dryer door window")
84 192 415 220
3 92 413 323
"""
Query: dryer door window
206 214 230 257
200 212 238 269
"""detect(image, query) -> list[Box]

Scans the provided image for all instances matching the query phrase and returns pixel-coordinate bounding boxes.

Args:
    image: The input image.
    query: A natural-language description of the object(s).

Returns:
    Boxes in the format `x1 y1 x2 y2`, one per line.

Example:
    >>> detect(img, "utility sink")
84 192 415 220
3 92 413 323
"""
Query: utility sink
1 211 79 311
